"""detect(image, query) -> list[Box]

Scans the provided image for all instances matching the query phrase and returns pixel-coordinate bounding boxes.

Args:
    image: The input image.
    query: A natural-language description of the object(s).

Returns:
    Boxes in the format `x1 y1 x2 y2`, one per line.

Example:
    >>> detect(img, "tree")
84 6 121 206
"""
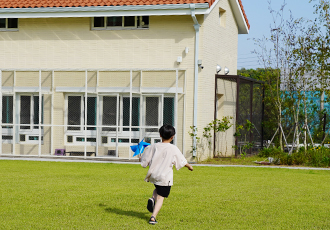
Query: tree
241 0 330 151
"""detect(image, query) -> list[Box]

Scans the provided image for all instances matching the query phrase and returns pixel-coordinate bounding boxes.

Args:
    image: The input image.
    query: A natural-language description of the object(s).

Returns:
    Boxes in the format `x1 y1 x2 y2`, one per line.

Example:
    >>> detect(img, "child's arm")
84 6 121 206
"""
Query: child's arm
185 163 193 171
140 146 152 168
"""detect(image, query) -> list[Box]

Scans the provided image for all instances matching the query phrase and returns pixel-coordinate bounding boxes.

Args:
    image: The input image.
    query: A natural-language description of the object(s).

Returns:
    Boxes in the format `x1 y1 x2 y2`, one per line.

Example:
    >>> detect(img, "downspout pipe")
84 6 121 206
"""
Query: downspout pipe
190 4 200 157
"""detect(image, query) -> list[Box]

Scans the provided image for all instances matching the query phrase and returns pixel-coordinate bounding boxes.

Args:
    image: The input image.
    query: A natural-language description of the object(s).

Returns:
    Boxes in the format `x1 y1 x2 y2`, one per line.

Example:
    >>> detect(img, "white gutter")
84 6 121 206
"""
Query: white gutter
190 4 200 157
0 4 209 18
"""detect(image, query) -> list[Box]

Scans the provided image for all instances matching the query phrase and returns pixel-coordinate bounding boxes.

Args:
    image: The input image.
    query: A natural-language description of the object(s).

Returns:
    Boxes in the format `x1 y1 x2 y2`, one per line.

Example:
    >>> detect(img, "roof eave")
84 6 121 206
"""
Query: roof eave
0 4 210 18
228 0 249 34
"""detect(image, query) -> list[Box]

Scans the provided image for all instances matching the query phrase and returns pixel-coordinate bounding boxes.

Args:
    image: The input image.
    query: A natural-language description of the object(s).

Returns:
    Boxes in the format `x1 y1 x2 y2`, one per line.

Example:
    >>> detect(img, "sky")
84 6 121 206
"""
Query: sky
237 0 318 69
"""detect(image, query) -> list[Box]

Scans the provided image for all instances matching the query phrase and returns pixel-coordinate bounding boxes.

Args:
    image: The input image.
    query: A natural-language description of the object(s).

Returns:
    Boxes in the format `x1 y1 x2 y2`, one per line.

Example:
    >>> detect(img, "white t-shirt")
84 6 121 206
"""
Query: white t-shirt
141 142 187 186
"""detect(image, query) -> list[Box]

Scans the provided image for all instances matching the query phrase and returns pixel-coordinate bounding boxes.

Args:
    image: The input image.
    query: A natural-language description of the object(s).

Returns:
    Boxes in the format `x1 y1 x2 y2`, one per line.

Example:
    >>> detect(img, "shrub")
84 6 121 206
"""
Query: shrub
305 146 330 167
291 150 306 165
258 146 284 159
258 146 330 167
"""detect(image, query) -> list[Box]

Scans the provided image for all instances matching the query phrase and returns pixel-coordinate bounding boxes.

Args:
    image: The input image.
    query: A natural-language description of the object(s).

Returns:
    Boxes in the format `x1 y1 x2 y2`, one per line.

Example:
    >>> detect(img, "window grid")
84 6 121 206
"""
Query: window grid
65 94 174 145
0 18 18 31
0 69 185 158
92 16 149 30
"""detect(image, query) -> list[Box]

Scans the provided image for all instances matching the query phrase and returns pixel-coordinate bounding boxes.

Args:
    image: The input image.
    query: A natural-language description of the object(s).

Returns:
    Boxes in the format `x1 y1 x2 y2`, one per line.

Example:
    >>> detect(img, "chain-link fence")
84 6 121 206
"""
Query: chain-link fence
0 69 186 159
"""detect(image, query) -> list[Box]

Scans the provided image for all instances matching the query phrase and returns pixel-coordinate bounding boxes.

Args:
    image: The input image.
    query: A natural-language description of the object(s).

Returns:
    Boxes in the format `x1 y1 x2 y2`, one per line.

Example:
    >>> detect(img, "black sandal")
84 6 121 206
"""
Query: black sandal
149 216 158 225
147 198 155 213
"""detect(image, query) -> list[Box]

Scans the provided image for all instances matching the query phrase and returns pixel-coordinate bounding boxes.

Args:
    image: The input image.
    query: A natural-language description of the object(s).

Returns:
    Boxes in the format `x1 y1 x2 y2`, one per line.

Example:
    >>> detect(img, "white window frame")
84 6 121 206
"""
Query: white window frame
2 94 13 126
64 93 175 146
99 94 119 134
17 94 44 144
91 16 149 30
65 94 97 146
2 94 13 143
0 18 19 31
143 95 162 132
18 94 42 131
120 94 140 134
100 94 140 146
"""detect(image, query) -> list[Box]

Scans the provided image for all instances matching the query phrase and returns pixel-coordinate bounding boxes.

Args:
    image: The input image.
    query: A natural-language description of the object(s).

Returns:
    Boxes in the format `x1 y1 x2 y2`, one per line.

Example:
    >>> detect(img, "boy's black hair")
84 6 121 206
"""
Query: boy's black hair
159 124 176 140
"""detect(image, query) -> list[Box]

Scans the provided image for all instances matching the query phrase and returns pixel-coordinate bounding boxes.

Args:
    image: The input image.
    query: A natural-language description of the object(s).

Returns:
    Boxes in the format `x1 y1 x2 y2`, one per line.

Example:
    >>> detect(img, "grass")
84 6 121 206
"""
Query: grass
0 160 330 229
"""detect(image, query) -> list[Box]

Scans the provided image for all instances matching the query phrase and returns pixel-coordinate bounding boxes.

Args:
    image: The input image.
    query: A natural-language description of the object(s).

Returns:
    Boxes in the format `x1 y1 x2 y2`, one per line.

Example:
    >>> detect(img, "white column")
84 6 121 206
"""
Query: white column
174 69 178 145
129 70 132 160
116 94 119 157
182 70 187 156
51 70 54 156
38 70 42 157
139 70 143 142
84 70 87 158
13 71 16 155
96 70 99 157
0 70 2 155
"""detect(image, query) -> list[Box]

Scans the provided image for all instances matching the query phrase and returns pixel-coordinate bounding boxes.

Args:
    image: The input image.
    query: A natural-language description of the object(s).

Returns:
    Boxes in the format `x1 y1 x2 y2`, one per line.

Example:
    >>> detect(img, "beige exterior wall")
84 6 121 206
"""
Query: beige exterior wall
184 0 239 159
0 16 196 69
216 79 237 156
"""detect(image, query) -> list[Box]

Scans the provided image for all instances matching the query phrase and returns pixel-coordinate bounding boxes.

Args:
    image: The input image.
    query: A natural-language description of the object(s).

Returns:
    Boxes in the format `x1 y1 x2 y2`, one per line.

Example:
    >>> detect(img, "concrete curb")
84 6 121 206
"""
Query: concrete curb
1 156 330 170
193 164 330 170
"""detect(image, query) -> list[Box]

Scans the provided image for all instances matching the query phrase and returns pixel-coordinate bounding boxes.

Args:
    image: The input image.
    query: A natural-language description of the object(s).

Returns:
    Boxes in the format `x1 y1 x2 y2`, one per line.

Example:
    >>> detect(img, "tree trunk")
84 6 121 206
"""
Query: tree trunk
304 91 307 152
279 109 283 151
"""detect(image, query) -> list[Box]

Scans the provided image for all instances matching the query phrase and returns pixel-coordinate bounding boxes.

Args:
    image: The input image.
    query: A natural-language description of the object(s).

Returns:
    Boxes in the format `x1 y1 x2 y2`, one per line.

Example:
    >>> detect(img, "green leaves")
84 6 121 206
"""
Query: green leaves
203 116 233 139
188 117 233 158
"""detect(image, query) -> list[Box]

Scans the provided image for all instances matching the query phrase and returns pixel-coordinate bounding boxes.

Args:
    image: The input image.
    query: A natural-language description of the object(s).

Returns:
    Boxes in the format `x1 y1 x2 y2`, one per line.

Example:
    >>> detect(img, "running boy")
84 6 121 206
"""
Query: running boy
140 124 193 225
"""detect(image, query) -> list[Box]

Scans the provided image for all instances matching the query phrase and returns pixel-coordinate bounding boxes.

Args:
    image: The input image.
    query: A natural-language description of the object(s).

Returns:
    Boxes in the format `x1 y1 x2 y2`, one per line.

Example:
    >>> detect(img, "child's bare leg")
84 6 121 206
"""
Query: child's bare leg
152 194 164 218
152 189 157 201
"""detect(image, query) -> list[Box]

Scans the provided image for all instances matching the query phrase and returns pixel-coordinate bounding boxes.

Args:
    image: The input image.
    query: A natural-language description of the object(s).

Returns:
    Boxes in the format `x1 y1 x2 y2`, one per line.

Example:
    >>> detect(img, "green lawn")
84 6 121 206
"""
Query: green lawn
0 160 330 229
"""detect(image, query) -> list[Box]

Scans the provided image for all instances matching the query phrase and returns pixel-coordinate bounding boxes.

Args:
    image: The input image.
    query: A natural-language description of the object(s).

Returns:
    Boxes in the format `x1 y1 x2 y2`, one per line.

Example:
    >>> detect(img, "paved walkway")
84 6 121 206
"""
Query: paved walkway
1 156 330 171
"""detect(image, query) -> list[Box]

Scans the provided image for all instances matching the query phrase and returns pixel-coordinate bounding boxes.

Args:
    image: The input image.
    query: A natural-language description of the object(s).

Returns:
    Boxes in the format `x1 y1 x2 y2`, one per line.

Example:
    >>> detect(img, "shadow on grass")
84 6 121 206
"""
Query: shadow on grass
104 206 149 221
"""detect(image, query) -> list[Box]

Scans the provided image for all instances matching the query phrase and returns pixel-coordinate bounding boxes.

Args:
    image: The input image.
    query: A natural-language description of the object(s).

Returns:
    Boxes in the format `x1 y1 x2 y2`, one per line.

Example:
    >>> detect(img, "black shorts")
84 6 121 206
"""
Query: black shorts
154 184 171 198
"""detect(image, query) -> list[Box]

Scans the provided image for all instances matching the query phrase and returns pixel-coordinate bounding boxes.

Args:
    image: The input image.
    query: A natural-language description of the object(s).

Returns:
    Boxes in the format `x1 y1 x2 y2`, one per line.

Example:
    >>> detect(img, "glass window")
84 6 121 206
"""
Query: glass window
20 96 31 129
123 97 140 131
146 97 159 132
2 135 12 140
94 17 105 28
68 96 97 131
0 18 18 30
124 16 135 27
138 16 149 28
67 135 73 143
33 96 43 129
107 17 122 27
8 18 18 29
68 96 81 130
0 19 6 28
2 96 13 125
163 97 174 126
86 97 97 130
102 96 117 131
29 136 39 141
76 137 84 142
111 138 139 143
20 95 43 130
93 16 149 30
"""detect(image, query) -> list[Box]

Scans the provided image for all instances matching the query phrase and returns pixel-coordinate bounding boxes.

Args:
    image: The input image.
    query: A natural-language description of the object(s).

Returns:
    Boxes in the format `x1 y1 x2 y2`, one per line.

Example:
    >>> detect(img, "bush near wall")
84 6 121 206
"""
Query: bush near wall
259 146 330 168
